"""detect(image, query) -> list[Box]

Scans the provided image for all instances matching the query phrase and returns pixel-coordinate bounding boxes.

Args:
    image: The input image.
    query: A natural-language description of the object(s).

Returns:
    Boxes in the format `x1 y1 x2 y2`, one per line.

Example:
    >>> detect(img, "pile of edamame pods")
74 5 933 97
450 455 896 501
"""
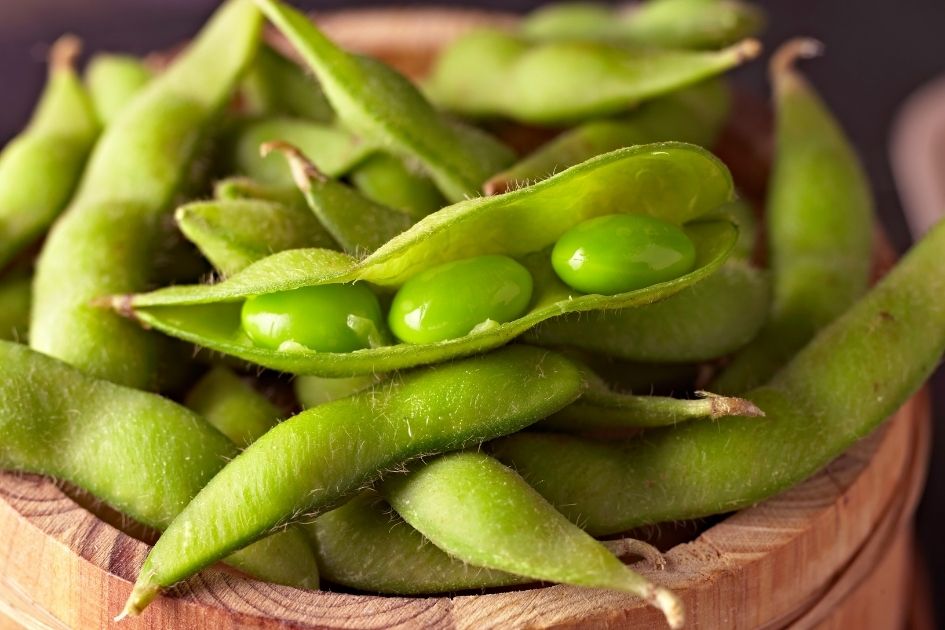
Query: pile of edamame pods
1 0 941 627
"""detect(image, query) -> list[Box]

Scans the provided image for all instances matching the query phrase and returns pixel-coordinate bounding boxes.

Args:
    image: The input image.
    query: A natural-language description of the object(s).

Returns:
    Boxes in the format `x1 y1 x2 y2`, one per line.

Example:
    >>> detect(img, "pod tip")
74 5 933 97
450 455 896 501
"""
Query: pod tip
116 582 159 621
259 140 326 192
651 586 685 629
770 38 824 79
697 392 766 419
731 38 762 63
49 35 82 72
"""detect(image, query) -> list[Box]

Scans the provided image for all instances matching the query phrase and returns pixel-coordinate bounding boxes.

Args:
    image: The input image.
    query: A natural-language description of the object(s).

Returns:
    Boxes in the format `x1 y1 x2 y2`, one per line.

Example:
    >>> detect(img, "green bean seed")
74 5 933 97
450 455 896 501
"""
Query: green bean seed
388 255 533 344
255 0 515 202
241 44 333 122
531 260 769 362
85 53 153 125
494 218 945 535
382 452 683 628
122 346 584 615
552 214 697 295
120 144 737 376
484 77 731 194
241 283 385 352
712 40 873 394
176 198 336 276
0 340 319 590
0 36 99 270
349 152 446 220
31 0 261 388
0 272 31 342
426 27 759 124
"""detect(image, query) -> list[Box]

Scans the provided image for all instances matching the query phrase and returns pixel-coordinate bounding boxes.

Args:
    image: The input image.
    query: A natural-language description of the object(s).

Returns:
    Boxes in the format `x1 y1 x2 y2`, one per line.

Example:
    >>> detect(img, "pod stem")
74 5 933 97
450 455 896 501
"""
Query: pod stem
115 581 160 621
726 37 763 64
695 391 766 419
259 140 327 193
769 37 824 81
49 34 82 73
648 585 685 630
603 537 667 570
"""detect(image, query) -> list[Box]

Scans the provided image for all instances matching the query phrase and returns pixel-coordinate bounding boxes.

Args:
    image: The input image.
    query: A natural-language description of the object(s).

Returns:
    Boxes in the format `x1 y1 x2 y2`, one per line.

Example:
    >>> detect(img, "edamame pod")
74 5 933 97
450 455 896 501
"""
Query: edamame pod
294 373 381 409
230 117 375 188
31 0 262 388
381 452 683 628
121 345 584 615
176 198 336 276
530 260 769 363
85 53 153 125
241 44 334 122
426 28 759 124
0 272 31 342
0 36 99 270
255 0 515 202
119 144 738 376
522 0 764 49
712 40 874 394
349 152 446 220
184 366 282 447
484 77 731 194
0 340 319 590
264 142 414 255
494 217 945 535
540 358 762 431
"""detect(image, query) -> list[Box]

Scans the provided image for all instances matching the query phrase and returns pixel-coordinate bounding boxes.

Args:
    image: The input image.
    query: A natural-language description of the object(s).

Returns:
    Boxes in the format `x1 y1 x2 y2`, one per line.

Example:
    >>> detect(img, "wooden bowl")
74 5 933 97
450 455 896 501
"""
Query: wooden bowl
0 8 931 629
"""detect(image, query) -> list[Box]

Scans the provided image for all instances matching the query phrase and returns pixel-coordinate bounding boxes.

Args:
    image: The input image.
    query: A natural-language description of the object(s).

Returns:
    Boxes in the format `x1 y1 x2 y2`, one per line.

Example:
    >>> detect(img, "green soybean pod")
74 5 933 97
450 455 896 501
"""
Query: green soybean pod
121 346 584 616
712 40 874 394
530 260 769 363
263 142 414 255
255 0 515 202
0 36 99 270
484 78 731 194
0 272 31 342
540 358 762 432
522 0 764 49
230 117 376 188
294 373 382 409
348 152 447 220
30 0 262 389
184 366 282 447
85 53 153 125
176 198 336 276
382 452 683 628
425 28 759 125
0 340 319 590
493 217 945 536
241 44 334 122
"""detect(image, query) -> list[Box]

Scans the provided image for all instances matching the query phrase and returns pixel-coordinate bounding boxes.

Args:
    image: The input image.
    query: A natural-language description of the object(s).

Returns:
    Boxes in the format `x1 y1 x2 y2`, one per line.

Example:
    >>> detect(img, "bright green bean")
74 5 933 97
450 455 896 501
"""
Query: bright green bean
184 366 282 447
712 40 873 394
348 152 446 220
30 0 261 389
0 272 31 342
522 0 764 49
0 340 319 590
255 0 515 202
484 77 731 194
230 116 374 188
0 36 99 270
176 198 336 276
540 357 762 431
494 217 945 536
118 144 737 376
425 28 759 124
241 44 333 122
122 345 584 615
530 260 769 362
382 452 683 628
388 255 534 344
85 53 153 125
263 142 414 255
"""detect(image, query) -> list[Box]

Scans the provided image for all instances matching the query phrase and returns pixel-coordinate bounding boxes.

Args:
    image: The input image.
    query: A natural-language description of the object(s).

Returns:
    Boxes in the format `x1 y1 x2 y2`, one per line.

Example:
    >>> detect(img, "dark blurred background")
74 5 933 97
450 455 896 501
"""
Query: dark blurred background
2 0 944 621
